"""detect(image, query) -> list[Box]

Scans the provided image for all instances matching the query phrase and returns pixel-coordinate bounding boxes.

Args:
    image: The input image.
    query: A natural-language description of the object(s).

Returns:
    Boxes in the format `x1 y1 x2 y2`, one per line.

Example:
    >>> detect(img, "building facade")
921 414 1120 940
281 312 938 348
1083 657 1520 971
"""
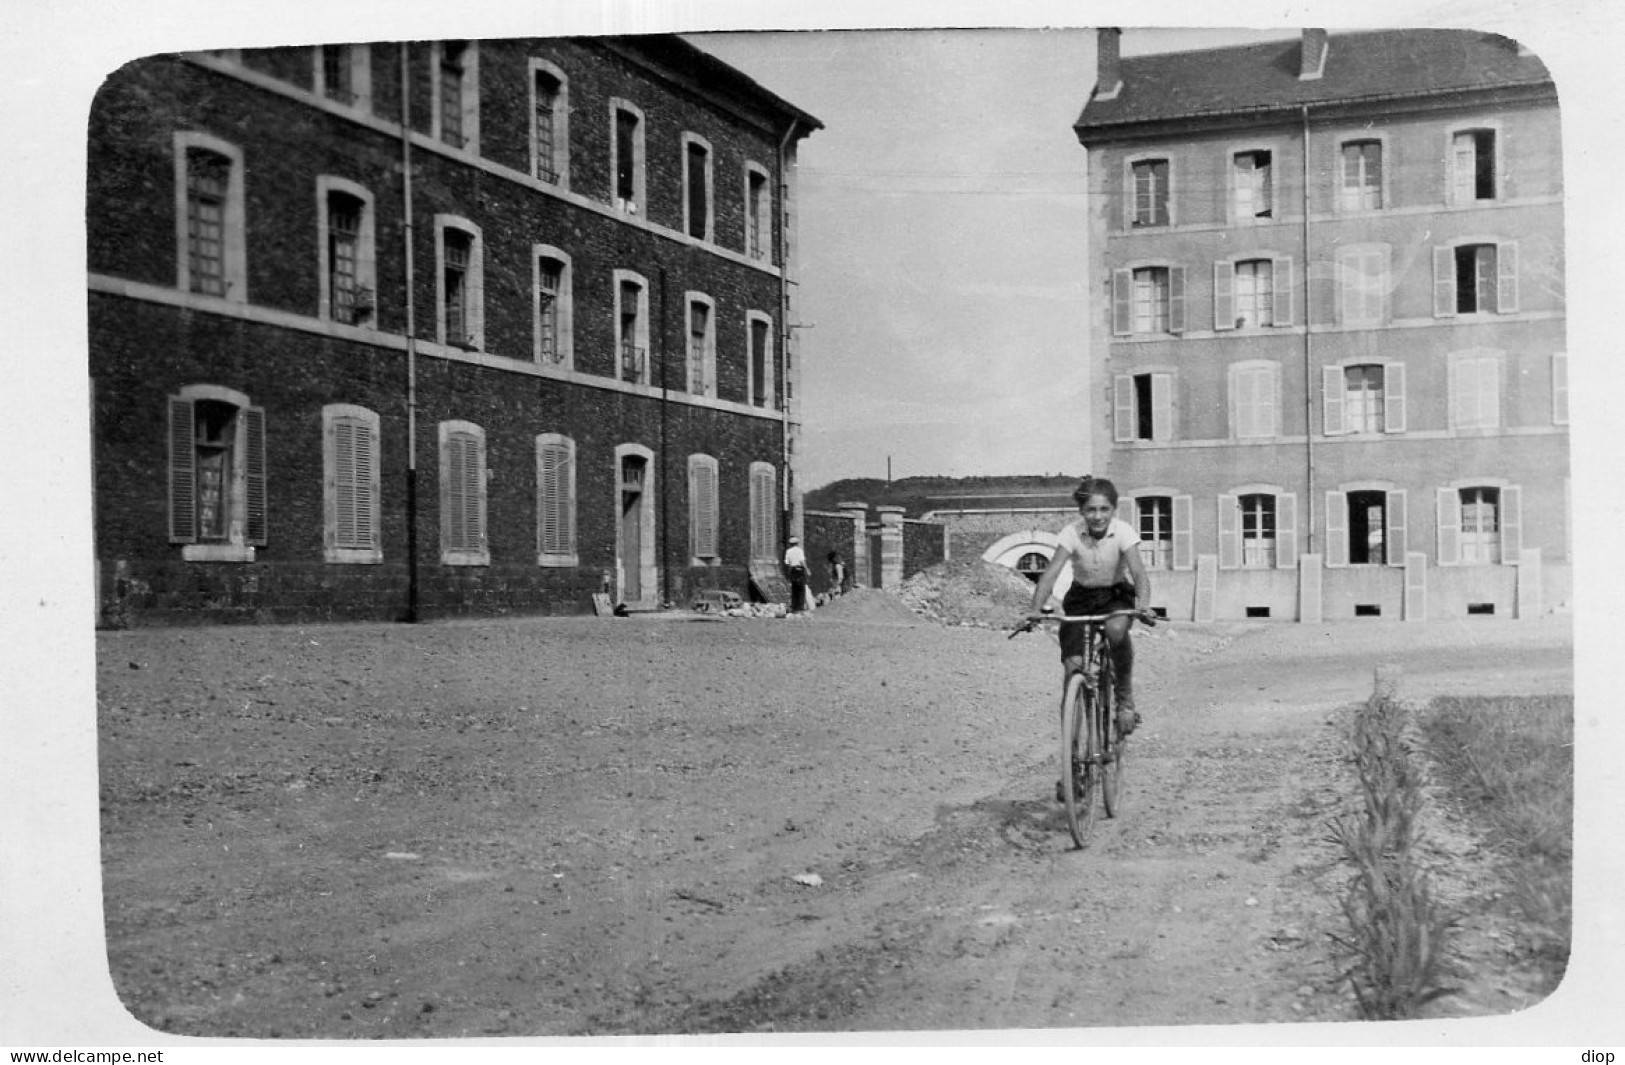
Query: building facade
88 35 820 625
1074 28 1567 622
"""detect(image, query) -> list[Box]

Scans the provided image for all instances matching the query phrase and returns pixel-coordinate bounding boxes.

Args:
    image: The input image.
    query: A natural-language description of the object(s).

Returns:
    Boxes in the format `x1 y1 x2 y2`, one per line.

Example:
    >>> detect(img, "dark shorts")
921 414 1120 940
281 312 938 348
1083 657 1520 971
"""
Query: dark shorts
1059 582 1136 662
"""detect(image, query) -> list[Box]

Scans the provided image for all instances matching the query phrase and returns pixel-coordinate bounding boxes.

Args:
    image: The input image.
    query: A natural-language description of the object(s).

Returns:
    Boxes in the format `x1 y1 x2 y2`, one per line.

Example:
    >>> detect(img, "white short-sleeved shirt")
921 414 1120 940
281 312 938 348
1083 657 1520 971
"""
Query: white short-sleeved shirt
1057 517 1140 589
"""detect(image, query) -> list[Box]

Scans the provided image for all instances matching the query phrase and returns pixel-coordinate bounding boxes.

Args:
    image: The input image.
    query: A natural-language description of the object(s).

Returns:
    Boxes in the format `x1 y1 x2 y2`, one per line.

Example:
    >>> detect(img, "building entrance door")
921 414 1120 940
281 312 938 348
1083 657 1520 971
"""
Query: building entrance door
619 456 647 603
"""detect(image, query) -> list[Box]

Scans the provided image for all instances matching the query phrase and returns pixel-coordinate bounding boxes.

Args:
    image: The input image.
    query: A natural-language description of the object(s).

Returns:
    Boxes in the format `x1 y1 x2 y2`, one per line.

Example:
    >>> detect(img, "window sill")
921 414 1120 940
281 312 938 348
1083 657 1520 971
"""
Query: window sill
537 552 579 568
325 547 383 564
182 543 256 563
441 550 490 567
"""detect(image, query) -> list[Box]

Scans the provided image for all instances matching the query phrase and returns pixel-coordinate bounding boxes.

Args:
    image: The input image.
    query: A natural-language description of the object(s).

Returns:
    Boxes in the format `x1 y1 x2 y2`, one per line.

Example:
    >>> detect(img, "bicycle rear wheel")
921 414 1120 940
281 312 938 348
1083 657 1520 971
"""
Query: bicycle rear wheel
1099 658 1123 819
1059 671 1095 848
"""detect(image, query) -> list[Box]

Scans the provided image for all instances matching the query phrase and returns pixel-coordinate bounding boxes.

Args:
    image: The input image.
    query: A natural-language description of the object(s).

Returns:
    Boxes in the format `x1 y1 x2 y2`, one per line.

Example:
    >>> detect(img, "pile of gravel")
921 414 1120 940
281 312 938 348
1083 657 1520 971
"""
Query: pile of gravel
895 559 1037 630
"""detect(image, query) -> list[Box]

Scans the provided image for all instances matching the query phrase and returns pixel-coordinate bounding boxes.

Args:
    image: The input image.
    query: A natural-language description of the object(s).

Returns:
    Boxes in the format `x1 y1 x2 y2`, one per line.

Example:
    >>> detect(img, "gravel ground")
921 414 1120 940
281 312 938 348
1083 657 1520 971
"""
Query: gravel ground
95 582 1574 1039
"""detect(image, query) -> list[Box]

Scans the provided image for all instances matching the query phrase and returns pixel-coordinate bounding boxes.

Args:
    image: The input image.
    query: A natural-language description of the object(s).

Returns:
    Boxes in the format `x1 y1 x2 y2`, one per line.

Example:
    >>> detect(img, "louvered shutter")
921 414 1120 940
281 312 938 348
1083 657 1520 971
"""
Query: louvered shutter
357 418 378 548
470 433 486 548
168 397 197 543
1172 495 1193 570
1113 376 1135 442
1168 266 1186 334
1325 491 1349 567
1500 485 1522 563
1383 362 1407 433
1117 495 1138 530
1386 489 1408 565
1322 365 1346 437
1436 487 1462 566
1112 269 1132 336
558 444 575 553
1452 132 1475 205
1497 241 1519 313
538 441 562 555
1217 494 1240 570
244 406 267 546
444 434 465 551
334 418 360 548
1213 260 1235 331
1433 246 1457 317
1275 493 1298 570
1479 357 1501 428
1272 257 1294 326
1263 368 1279 437
1151 373 1173 441
1448 356 1467 429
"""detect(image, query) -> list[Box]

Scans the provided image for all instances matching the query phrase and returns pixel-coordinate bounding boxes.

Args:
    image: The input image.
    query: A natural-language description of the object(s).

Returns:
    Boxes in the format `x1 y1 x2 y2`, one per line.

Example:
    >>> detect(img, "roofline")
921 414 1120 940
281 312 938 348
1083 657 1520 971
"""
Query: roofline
606 35 824 138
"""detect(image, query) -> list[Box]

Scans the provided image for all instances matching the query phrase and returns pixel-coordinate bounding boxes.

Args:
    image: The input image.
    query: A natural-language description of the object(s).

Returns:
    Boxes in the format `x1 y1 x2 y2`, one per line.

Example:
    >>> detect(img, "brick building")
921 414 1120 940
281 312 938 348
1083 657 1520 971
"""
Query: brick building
88 35 820 625
1074 28 1567 622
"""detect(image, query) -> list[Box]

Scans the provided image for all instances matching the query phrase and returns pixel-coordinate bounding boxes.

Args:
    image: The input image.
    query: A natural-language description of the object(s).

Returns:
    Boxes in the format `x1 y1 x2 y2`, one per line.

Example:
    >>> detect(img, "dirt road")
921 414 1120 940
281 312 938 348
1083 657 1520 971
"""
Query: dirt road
95 598 1573 1037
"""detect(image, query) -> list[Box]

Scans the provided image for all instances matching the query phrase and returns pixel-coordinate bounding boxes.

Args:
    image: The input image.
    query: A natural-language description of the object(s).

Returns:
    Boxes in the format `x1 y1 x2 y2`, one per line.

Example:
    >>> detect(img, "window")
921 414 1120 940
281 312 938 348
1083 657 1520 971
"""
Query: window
1452 129 1497 204
1113 372 1172 442
1233 150 1273 221
1553 352 1569 426
1437 484 1521 567
745 164 771 260
536 433 576 565
436 217 482 349
1229 362 1280 439
1218 490 1297 571
1435 242 1518 316
174 134 246 301
530 61 568 186
439 421 487 565
1325 489 1407 567
1015 552 1049 582
611 101 645 214
317 179 376 326
434 41 477 150
687 295 716 396
615 271 649 384
167 385 265 561
688 454 720 562
315 44 371 109
1336 245 1389 326
1112 266 1186 336
683 134 713 241
1129 158 1170 227
1215 257 1293 331
322 404 381 563
1121 494 1193 571
1323 362 1406 435
747 311 774 407
1340 139 1383 211
749 462 779 563
533 246 571 367
1449 351 1502 430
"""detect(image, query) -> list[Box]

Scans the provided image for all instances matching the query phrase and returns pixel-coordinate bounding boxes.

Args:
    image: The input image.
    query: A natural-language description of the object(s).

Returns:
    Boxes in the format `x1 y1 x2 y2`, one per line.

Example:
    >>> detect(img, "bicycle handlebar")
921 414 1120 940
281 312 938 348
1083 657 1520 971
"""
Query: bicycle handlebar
1007 607 1157 638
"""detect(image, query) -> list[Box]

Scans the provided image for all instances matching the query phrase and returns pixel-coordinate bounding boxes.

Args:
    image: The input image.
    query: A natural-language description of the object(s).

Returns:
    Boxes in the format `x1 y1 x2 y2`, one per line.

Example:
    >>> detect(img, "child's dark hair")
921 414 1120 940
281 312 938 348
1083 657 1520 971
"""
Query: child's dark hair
1072 476 1119 507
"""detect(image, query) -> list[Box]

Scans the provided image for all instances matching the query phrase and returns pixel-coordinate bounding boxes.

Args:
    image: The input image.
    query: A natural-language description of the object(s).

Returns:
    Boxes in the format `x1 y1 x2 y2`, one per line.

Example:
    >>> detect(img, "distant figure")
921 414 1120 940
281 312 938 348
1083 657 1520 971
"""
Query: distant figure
784 536 808 613
827 550 847 597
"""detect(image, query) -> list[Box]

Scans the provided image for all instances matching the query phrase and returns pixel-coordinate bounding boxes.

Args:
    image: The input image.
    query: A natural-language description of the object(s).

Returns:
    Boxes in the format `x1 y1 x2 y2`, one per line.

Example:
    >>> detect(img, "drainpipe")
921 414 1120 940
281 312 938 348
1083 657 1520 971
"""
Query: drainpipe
401 43 421 622
1300 104 1316 556
777 119 798 542
659 265 671 608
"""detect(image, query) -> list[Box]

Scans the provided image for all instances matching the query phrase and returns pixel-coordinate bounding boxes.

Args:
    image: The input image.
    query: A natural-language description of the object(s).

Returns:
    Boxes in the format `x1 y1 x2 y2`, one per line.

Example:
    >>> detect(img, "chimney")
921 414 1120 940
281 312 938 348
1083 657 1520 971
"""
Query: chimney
1299 28 1328 80
1096 27 1123 100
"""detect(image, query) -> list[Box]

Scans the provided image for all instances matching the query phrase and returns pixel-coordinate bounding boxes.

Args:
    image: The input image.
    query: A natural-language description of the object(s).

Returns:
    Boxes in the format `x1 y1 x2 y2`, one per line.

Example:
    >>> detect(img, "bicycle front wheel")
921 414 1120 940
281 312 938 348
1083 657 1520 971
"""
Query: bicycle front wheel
1099 658 1123 819
1059 671 1095 848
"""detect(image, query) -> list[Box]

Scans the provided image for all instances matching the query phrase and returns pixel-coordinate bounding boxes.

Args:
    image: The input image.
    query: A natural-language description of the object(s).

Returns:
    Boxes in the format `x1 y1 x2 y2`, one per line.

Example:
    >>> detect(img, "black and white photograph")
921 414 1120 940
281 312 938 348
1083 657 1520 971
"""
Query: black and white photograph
3 0 1620 1055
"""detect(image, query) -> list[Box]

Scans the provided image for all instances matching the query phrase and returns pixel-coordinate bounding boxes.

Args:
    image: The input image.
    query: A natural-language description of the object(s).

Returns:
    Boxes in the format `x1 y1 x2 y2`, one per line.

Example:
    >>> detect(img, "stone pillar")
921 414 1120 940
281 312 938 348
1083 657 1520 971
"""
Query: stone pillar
1298 553 1323 624
839 502 869 589
876 506 905 590
1517 548 1543 619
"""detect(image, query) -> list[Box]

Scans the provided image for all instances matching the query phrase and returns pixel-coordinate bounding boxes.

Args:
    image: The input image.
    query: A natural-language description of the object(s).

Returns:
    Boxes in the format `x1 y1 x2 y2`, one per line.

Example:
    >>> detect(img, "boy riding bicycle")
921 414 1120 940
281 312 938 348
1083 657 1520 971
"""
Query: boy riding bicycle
1029 477 1157 734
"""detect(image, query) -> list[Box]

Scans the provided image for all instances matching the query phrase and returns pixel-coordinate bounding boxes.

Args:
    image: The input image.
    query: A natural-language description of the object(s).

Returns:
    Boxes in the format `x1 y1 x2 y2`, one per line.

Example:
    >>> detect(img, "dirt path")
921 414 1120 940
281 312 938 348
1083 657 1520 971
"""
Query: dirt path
96 605 1572 1037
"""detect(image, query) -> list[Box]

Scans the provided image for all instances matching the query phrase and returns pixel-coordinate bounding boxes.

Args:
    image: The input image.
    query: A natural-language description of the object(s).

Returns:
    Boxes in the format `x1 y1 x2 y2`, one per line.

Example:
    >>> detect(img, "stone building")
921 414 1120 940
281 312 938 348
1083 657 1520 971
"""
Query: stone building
88 35 819 624
1075 28 1566 621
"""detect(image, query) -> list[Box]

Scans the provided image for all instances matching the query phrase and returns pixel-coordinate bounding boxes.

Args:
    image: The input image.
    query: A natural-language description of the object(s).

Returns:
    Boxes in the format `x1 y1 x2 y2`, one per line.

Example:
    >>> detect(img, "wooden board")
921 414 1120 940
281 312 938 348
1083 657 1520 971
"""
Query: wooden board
748 562 791 605
591 593 614 616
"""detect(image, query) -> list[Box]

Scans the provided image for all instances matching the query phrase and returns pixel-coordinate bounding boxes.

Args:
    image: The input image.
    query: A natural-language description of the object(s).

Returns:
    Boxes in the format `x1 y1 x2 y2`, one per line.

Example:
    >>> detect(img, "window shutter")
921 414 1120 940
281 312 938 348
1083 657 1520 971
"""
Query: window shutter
1322 365 1346 437
1113 376 1135 442
559 444 575 553
1112 269 1132 336
1500 484 1522 563
1452 132 1475 205
1259 156 1273 215
1172 494 1194 570
1325 491 1349 567
360 419 379 548
1497 241 1519 313
1217 494 1240 570
1151 373 1173 441
1117 495 1138 530
333 419 358 548
1386 489 1408 565
1479 357 1501 428
1433 246 1457 317
1275 492 1298 570
1436 487 1461 566
1383 362 1407 433
444 434 464 551
702 462 718 557
1552 353 1568 425
1272 257 1294 326
1447 356 1464 430
244 405 267 546
471 433 487 547
1213 260 1235 331
1264 367 1279 437
1168 266 1186 333
167 397 197 544
539 442 561 555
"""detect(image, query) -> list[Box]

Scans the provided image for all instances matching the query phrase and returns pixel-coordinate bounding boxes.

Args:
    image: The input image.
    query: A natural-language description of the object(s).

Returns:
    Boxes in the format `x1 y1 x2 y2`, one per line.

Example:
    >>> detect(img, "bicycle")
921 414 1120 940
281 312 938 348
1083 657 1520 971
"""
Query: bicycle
1009 608 1152 849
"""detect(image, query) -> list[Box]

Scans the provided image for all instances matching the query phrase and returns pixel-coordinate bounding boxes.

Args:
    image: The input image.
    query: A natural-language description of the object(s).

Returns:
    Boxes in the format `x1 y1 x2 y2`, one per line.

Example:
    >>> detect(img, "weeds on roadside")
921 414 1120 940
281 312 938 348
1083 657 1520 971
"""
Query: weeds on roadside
1329 693 1457 1019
